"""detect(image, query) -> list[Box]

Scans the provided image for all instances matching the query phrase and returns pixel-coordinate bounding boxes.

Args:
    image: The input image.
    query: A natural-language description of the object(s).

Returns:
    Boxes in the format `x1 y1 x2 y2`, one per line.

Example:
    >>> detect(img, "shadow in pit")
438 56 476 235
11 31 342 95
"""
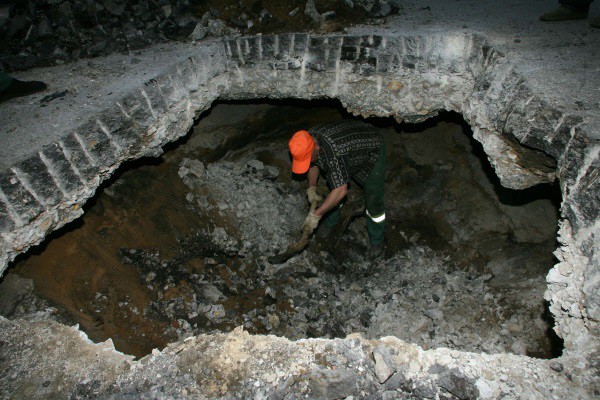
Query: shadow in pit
530 301 564 359
7 154 165 266
2 101 567 360
461 117 562 210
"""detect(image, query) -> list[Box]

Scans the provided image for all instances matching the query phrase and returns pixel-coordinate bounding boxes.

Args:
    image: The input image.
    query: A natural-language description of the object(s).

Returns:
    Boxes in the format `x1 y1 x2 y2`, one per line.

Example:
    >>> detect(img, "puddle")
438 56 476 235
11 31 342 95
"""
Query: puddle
5 101 562 359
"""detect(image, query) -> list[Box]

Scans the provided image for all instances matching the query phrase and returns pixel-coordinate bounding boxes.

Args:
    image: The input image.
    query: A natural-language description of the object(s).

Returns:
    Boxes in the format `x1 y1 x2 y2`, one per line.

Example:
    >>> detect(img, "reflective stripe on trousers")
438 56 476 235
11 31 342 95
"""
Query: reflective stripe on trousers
364 142 386 244
366 209 385 223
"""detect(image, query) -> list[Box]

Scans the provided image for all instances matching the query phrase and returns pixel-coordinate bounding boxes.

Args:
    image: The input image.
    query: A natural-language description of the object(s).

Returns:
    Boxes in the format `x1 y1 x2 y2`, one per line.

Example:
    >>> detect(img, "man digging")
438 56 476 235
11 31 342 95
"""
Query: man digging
288 120 386 259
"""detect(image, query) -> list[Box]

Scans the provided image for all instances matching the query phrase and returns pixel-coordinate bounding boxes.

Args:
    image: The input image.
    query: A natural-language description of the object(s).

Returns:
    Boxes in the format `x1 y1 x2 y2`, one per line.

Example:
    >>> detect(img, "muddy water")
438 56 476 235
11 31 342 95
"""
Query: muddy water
8 102 561 358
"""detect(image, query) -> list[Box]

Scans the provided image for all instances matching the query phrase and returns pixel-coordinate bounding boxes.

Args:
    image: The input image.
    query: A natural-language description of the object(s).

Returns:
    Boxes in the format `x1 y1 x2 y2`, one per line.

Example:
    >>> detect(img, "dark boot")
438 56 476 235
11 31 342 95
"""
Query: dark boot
0 78 47 103
540 5 588 21
591 16 600 28
366 242 384 259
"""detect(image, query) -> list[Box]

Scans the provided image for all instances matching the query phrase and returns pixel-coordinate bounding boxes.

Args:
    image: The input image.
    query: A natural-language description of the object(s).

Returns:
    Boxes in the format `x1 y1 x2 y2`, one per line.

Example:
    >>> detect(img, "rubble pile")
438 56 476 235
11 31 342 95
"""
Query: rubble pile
0 0 231 70
104 156 555 357
0 102 564 389
0 0 404 71
106 157 308 342
178 157 306 255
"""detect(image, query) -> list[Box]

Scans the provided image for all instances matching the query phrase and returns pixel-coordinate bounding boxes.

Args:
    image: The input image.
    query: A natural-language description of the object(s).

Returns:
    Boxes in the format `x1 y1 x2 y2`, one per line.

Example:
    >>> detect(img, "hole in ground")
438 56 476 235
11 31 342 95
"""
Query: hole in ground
0 99 563 359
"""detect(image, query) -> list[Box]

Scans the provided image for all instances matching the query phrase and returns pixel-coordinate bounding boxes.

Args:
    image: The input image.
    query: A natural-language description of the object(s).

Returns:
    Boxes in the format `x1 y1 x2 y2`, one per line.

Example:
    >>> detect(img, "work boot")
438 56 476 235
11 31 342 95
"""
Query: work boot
366 243 384 259
0 78 47 103
539 6 588 21
592 16 600 28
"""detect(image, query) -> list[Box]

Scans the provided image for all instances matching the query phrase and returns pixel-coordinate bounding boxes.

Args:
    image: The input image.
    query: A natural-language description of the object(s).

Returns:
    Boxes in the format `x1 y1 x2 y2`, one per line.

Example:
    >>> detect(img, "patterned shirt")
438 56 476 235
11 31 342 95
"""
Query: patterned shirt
311 120 383 188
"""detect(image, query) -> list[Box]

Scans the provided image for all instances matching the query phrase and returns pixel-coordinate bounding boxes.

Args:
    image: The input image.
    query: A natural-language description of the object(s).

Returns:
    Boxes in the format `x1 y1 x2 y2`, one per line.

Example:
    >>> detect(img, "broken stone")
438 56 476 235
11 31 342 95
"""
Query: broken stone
188 23 207 41
424 309 443 320
475 377 499 399
207 19 227 37
370 1 392 17
37 17 52 38
414 382 436 399
438 369 479 399
202 285 224 302
205 304 225 321
373 350 393 383
267 313 280 329
322 11 336 20
161 5 172 18
384 370 410 390
212 226 228 242
388 0 403 13
308 369 359 398
259 9 272 23
265 165 279 179
247 159 264 170
100 0 125 16
305 0 321 23
0 66 582 397
57 2 74 20
0 274 34 316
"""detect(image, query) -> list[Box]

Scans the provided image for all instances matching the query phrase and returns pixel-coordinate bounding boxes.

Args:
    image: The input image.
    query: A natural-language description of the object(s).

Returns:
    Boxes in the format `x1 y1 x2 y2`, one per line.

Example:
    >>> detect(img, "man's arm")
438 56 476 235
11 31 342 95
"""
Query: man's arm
314 183 348 217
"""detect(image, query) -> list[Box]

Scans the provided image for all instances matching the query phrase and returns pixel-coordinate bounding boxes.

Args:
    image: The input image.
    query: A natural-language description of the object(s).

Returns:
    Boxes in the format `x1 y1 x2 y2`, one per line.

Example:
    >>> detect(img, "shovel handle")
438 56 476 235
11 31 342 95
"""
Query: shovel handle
309 199 318 213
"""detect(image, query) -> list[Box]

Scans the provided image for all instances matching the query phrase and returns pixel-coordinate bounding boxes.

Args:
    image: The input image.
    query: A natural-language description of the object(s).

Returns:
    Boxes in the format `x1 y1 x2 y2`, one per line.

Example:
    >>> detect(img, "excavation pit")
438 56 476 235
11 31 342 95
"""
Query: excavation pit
1 4 599 396
2 101 562 359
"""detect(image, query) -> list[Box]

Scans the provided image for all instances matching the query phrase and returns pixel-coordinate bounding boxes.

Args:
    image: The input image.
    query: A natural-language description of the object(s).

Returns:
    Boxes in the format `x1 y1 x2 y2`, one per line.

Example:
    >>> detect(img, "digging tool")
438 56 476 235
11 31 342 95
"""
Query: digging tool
268 186 365 264
268 199 318 264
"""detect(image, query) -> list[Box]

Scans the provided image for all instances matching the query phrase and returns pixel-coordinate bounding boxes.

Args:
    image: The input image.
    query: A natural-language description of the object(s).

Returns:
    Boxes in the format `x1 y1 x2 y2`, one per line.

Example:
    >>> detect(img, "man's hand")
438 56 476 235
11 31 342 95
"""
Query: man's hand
307 187 323 204
302 211 321 233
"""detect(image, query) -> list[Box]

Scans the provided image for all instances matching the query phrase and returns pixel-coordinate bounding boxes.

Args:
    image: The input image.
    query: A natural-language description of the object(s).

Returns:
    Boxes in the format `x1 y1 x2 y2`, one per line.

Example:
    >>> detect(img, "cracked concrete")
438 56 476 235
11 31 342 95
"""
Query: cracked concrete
0 0 598 398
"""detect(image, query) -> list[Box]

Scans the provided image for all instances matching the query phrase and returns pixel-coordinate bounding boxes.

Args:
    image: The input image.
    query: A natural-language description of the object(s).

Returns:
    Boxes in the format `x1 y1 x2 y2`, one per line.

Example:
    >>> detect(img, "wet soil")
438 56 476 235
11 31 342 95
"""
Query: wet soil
6 101 561 359
13 158 205 357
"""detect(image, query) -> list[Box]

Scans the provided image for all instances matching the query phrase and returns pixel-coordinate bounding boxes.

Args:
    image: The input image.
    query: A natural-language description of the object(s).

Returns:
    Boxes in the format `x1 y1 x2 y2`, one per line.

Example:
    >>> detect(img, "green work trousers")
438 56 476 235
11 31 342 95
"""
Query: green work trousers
323 142 386 244
0 71 12 92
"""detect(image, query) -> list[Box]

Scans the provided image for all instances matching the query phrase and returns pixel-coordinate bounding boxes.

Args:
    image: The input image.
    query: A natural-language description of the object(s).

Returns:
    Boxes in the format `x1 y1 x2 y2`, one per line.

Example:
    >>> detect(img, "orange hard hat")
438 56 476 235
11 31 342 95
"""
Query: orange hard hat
288 130 315 174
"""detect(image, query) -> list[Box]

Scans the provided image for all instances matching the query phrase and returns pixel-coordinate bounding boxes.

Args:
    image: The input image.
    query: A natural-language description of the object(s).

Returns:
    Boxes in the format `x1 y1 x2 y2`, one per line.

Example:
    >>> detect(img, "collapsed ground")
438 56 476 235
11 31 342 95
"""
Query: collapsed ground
0 101 561 359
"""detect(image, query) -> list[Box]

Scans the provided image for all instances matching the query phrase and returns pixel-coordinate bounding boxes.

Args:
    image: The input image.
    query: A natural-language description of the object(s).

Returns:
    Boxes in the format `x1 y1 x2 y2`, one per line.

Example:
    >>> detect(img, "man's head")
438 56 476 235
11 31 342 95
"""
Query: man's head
289 130 315 174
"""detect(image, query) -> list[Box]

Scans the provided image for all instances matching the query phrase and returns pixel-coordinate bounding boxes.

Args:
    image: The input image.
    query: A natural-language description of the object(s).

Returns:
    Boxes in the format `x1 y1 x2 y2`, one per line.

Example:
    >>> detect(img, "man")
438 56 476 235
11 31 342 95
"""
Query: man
288 120 386 258
540 0 599 27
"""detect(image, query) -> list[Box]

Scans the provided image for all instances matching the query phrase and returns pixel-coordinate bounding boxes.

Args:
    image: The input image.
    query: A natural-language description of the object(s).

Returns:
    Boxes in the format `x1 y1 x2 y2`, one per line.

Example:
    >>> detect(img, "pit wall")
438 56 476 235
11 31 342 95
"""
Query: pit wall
0 33 597 358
